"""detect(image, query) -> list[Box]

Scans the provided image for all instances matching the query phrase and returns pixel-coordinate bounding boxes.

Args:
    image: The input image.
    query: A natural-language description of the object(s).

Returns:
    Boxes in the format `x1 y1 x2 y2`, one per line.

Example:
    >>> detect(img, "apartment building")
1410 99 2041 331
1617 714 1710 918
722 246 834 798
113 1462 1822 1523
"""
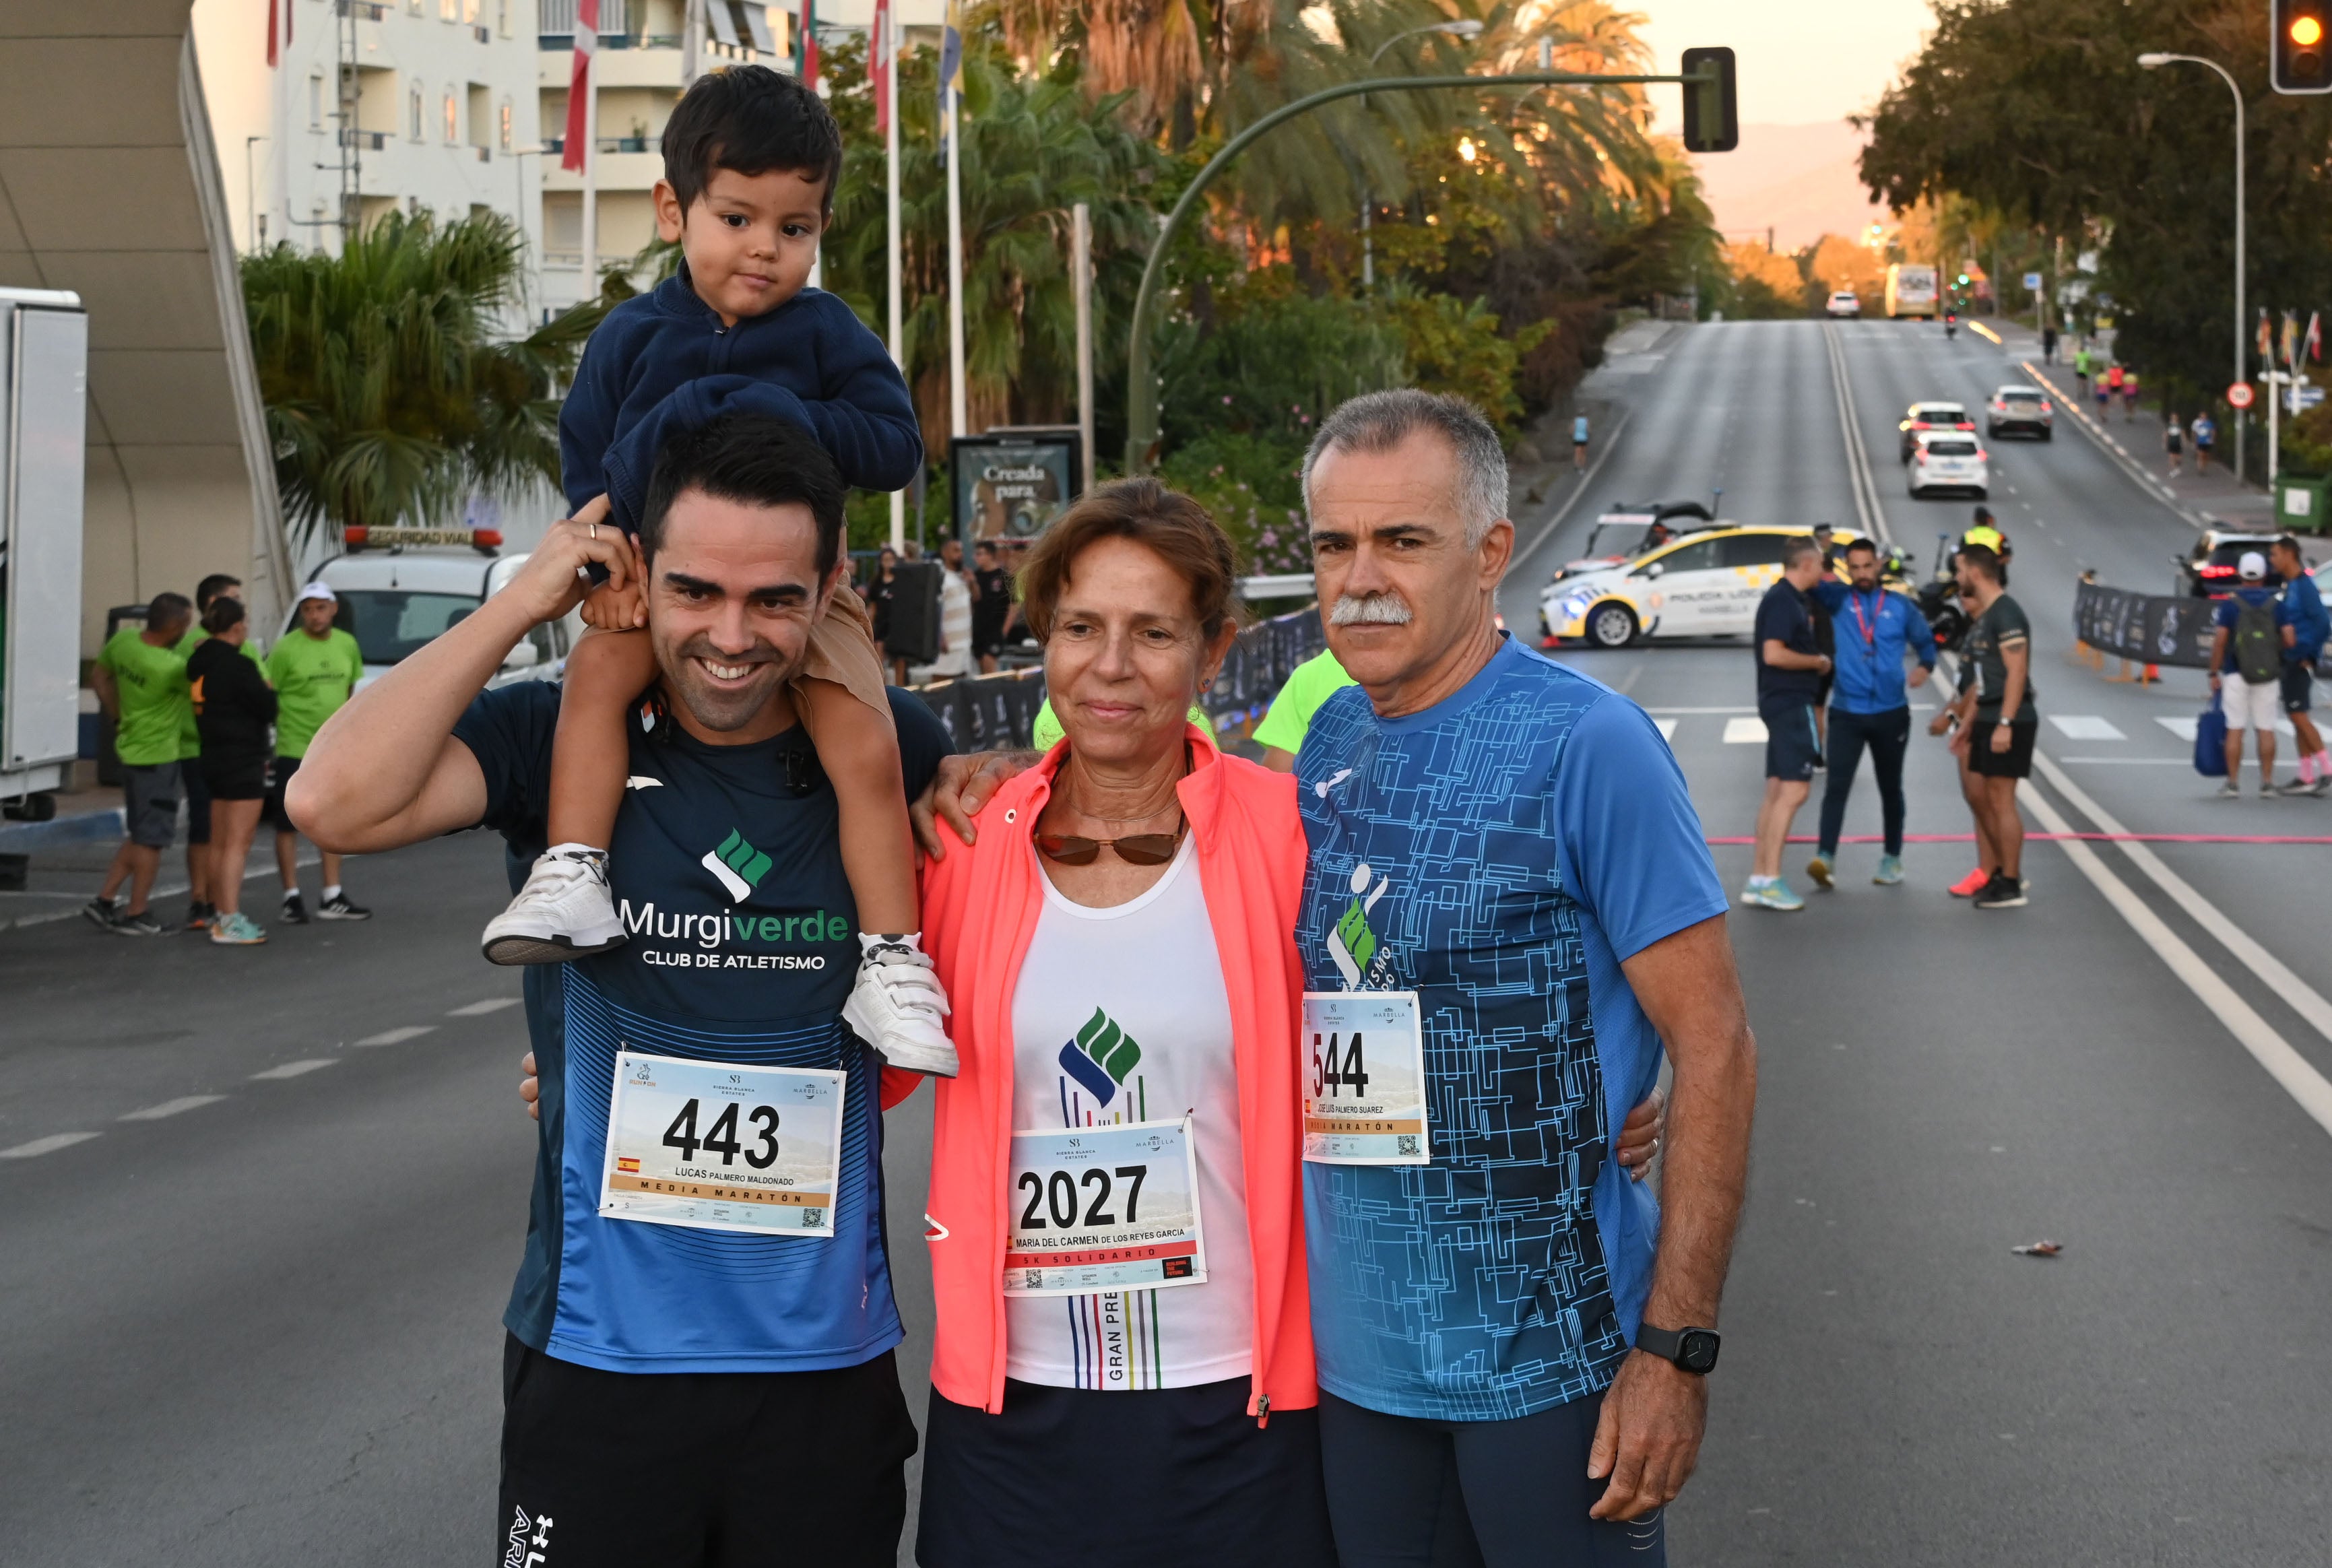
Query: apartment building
193 0 545 279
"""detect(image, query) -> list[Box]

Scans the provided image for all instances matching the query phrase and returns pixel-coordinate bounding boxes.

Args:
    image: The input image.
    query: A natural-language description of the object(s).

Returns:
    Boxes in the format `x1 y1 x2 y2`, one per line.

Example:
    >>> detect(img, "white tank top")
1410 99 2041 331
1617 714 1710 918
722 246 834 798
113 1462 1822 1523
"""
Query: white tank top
1004 835 1254 1391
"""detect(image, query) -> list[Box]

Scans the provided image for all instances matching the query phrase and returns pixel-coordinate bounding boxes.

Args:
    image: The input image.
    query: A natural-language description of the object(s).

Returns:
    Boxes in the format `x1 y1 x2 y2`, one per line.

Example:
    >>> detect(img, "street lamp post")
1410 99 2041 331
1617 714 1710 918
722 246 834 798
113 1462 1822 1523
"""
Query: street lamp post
1359 20 1482 289
2139 52 2246 482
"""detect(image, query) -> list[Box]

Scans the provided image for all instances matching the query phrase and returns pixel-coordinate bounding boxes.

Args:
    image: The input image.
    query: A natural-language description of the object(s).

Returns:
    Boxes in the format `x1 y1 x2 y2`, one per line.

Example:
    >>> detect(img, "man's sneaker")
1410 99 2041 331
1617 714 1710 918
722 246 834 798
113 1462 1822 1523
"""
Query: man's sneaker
1805 854 1834 890
109 909 168 936
1873 853 1906 886
1948 866 1990 898
2215 780 2242 799
186 901 214 931
1739 876 1806 912
82 895 117 931
2278 776 2325 797
280 893 309 925
209 911 267 945
1973 873 2028 910
317 892 372 921
482 847 622 965
843 934 959 1077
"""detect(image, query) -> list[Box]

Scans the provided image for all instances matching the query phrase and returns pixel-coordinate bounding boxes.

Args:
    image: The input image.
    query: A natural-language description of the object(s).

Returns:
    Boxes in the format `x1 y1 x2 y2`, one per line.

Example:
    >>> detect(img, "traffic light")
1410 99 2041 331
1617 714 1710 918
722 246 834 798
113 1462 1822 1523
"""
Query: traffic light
2274 0 2332 93
1957 273 1972 288
1681 46 1738 152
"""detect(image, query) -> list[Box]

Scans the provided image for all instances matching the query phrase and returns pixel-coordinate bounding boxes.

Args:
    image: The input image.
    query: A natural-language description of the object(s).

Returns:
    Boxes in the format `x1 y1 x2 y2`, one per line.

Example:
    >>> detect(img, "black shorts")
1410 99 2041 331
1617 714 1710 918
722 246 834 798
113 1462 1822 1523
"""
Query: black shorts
1760 698 1821 782
183 761 213 844
263 754 302 832
1318 1389 1664 1566
121 760 183 849
2282 661 2315 714
917 1377 1336 1568
1969 719 2037 779
498 1336 916 1568
201 754 271 802
1815 672 1835 707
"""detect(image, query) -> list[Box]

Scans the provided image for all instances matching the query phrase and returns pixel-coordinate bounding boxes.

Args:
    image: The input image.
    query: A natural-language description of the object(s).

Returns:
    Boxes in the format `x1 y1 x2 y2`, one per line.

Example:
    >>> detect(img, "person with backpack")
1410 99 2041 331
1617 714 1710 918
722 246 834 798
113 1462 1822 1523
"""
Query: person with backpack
2209 552 2285 797
2273 535 2331 795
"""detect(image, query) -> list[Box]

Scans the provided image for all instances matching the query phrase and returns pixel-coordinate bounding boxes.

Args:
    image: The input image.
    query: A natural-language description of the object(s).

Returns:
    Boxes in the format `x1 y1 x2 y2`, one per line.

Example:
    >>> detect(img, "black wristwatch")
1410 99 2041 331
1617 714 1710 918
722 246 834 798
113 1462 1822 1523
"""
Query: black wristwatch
1635 1324 1721 1375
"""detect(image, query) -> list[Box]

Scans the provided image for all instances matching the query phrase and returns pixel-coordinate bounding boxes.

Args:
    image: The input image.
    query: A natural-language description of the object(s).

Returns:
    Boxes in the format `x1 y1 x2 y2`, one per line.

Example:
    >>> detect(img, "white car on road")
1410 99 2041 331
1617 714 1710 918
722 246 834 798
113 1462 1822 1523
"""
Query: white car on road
1824 290 1861 319
296 527 581 692
1540 524 1879 649
1986 384 2054 440
1906 431 1988 500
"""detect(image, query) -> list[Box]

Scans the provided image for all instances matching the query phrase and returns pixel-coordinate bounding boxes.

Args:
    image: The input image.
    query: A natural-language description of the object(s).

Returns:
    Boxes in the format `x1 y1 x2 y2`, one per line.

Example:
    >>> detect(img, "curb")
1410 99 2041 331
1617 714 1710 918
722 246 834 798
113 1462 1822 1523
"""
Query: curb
0 806 123 856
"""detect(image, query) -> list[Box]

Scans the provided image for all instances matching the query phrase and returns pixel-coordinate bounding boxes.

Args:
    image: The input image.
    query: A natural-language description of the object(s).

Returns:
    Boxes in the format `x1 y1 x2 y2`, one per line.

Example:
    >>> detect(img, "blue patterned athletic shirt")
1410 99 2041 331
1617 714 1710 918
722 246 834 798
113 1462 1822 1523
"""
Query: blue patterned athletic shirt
1295 637 1726 1420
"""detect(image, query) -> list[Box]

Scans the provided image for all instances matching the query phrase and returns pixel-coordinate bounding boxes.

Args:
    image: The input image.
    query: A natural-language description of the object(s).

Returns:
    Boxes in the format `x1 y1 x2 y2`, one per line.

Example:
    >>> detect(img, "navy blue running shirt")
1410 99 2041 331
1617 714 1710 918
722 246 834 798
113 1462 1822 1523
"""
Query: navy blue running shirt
455 680 950 1374
1294 638 1726 1421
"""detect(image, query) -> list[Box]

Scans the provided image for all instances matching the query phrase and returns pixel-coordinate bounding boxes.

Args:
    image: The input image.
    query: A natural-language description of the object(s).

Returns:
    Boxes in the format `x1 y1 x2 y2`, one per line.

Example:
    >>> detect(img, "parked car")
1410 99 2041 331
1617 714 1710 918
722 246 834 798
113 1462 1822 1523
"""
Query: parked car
1986 384 2054 440
1539 524 1889 649
2174 527 2286 599
298 526 580 691
1547 500 1718 582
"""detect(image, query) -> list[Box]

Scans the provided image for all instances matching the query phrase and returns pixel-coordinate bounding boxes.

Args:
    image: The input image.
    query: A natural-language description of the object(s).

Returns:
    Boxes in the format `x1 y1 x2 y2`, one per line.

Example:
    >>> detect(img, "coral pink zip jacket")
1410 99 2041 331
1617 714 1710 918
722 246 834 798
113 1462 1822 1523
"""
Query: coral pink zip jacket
882 731 1316 1420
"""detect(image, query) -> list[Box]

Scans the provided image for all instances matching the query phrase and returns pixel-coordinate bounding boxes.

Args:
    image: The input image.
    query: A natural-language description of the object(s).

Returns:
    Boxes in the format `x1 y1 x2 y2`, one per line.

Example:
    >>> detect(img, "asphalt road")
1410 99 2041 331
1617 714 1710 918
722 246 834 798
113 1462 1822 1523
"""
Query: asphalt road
5 318 2329 1565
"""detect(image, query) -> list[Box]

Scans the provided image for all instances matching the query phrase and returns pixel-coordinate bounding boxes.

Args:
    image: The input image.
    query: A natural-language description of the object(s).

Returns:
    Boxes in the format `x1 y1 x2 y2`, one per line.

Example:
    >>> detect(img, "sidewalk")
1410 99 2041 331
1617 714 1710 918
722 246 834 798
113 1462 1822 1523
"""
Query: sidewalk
2018 354 2275 530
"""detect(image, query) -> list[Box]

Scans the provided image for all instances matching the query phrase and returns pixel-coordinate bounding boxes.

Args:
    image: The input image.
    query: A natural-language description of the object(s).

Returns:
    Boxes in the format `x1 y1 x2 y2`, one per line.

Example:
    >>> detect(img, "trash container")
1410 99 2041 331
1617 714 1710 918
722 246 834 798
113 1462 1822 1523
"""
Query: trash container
2275 475 2329 535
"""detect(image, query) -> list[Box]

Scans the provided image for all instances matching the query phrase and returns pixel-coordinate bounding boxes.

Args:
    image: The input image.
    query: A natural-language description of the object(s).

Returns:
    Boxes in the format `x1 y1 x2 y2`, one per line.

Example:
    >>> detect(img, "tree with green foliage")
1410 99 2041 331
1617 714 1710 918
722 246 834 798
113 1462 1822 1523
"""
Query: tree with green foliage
243 213 604 548
1860 0 2332 415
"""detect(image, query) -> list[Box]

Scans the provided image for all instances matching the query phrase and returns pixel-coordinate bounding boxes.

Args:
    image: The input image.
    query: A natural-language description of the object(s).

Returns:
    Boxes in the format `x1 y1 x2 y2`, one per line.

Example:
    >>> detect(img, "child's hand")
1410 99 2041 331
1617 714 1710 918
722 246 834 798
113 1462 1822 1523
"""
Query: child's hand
580 577 647 630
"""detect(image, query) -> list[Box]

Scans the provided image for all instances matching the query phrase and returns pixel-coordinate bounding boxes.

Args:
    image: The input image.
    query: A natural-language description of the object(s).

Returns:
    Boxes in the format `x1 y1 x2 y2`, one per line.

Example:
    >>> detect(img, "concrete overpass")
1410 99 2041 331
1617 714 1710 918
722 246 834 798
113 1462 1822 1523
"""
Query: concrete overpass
0 1 290 653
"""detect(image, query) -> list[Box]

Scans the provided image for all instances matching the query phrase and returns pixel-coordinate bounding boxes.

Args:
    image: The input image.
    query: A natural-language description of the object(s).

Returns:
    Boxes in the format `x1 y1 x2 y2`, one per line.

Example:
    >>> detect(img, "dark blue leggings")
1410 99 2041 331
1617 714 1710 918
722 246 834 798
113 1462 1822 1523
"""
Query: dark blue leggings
1319 1390 1665 1567
1817 704 1912 857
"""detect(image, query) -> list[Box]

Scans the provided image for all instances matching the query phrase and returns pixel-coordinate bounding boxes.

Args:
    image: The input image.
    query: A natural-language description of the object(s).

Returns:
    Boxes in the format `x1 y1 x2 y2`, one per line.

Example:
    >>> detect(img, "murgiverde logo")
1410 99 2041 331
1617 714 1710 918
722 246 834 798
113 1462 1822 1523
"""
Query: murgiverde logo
1325 861 1392 989
701 828 772 902
1058 1006 1142 1107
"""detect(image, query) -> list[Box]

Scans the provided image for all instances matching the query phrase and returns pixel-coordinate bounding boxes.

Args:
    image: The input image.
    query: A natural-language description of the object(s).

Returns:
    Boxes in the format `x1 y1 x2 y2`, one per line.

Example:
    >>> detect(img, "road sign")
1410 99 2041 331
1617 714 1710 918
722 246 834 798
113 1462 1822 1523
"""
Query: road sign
2229 382 2257 410
2023 271 2044 290
2291 383 2325 414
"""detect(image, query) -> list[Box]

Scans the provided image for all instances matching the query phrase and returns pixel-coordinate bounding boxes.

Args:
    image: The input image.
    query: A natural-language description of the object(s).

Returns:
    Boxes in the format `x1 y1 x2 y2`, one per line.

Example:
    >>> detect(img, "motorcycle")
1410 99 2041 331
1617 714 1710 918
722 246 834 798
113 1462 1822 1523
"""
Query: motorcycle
1944 311 1958 340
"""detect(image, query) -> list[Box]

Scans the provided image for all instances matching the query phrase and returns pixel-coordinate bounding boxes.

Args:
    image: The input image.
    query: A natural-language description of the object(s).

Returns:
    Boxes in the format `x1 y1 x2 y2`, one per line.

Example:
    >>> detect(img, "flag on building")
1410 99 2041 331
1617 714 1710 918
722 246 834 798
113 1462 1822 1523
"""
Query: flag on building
562 0 599 174
938 0 963 164
796 0 818 88
266 0 292 67
872 0 893 131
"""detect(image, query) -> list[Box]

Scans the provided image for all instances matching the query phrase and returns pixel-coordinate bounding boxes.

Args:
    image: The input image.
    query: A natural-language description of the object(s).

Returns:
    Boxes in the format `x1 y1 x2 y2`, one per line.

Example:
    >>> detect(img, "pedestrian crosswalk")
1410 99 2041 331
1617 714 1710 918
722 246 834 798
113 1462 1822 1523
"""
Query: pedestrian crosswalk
1630 710 2211 759
2158 713 2296 742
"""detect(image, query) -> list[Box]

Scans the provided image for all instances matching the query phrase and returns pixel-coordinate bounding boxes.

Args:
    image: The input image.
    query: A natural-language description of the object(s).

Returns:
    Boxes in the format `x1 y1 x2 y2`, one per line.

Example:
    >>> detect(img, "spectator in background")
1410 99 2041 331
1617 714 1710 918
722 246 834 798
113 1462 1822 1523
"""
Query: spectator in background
2273 536 2330 795
930 535 975 678
969 538 1017 674
174 572 257 929
1743 536 1832 911
265 583 370 923
84 592 194 936
186 596 277 946
1939 543 2034 909
867 544 899 678
2042 323 2058 363
2166 412 2184 477
2207 552 2282 799
2193 411 2216 475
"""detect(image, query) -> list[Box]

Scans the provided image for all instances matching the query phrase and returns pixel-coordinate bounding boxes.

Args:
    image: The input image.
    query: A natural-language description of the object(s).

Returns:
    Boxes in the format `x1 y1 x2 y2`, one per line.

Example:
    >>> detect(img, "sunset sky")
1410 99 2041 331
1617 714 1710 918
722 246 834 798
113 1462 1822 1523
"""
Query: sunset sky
1635 0 1935 129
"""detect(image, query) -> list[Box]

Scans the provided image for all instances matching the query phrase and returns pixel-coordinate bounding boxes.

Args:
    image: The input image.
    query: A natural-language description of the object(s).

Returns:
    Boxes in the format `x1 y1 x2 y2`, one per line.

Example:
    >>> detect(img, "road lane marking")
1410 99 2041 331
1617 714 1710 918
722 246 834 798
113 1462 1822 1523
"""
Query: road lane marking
2034 750 2332 1049
1822 324 1885 535
2019 776 2332 1139
354 1026 436 1047
119 1095 226 1121
1648 706 1757 714
2159 713 2294 741
1 1132 99 1158
1722 717 1769 744
251 1059 338 1080
2048 715 2127 740
449 998 521 1016
2059 757 2193 764
1654 719 1678 742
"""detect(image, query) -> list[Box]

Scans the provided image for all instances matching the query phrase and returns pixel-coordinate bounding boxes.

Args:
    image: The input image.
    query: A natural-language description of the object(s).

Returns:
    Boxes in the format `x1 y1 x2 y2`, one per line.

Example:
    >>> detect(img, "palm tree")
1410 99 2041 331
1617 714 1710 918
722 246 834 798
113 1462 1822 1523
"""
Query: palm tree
242 212 606 549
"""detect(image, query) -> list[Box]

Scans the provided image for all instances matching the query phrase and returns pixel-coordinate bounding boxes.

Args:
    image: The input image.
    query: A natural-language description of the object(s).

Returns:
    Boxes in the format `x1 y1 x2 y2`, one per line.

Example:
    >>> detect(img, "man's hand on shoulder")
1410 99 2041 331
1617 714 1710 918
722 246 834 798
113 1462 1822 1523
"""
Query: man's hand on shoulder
911 750 1042 859
513 496 638 629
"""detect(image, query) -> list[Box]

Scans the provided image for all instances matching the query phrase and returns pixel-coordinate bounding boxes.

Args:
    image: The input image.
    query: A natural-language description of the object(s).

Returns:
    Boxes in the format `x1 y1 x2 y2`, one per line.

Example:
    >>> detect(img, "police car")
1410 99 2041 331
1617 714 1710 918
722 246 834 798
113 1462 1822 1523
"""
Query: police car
1539 524 1881 649
298 525 581 690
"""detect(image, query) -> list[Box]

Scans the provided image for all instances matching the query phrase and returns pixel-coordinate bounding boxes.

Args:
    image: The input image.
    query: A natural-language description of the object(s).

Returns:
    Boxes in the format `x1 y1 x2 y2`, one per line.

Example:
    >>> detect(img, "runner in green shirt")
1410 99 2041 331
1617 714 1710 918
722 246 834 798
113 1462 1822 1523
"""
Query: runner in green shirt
1252 647 1356 771
172 573 265 928
84 593 195 934
264 583 372 923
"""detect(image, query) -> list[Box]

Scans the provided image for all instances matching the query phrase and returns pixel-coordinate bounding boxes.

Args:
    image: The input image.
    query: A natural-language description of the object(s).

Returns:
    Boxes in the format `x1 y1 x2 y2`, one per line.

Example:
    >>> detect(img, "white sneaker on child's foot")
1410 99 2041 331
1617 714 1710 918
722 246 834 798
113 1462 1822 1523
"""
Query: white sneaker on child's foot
843 933 958 1077
482 845 626 965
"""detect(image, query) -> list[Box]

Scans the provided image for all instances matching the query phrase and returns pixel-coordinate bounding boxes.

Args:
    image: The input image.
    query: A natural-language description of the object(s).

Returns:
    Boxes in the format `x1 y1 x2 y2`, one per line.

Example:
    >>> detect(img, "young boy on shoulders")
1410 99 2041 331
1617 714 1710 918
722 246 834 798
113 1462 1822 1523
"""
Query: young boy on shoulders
480 65 955 1077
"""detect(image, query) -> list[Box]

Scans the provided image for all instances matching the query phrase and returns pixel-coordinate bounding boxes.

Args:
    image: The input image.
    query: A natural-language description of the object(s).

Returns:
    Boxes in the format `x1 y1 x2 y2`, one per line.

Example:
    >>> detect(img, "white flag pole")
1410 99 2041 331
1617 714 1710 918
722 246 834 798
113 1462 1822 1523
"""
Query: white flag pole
884 3 905 552
945 84 967 446
1073 201 1093 494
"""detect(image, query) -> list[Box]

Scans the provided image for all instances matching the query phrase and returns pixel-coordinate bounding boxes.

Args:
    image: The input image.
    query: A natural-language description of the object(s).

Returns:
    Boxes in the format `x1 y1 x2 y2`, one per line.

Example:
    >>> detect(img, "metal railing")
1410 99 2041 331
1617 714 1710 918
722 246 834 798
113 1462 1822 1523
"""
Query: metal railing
337 0 387 19
338 129 389 150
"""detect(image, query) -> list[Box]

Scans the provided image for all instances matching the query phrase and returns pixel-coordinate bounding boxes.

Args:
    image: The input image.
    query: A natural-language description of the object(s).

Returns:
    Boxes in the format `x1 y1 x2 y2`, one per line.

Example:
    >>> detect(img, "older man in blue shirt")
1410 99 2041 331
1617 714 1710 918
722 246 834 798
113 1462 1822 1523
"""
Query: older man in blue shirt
1806 537 1937 888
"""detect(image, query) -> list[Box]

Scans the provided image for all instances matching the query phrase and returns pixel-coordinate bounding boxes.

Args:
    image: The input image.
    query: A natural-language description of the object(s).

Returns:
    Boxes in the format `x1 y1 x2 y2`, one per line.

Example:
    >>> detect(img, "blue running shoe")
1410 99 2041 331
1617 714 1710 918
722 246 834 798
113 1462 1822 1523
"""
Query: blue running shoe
1873 854 1905 886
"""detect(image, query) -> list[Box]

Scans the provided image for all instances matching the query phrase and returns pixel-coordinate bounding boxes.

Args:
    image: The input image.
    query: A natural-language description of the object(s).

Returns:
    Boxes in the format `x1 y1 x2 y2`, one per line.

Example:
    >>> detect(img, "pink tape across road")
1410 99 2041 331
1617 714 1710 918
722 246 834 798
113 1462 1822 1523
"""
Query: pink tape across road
1705 833 2332 845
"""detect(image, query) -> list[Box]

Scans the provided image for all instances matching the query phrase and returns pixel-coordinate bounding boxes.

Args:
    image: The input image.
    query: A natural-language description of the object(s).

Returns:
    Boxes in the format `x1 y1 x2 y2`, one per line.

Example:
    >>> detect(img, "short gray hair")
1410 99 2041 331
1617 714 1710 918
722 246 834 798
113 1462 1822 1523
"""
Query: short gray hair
1301 389 1508 548
1782 535 1821 570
